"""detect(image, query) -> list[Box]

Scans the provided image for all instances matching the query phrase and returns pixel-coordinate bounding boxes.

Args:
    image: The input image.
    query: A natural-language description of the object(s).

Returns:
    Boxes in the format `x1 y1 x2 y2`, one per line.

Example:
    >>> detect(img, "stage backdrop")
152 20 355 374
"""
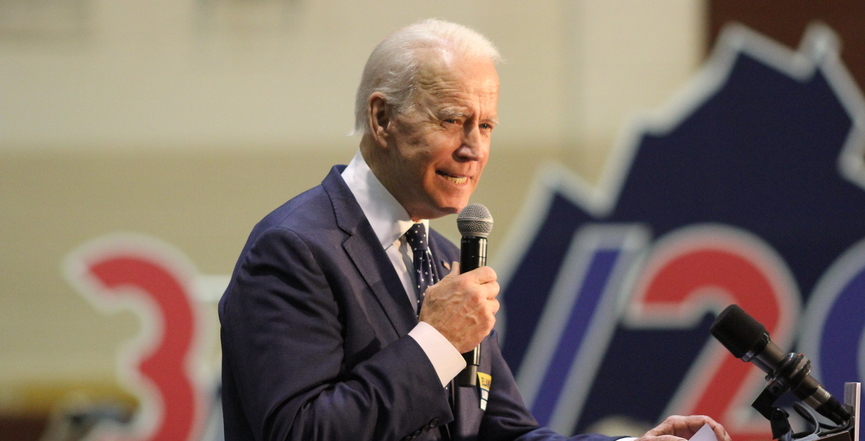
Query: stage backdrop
497 22 865 441
48 22 865 441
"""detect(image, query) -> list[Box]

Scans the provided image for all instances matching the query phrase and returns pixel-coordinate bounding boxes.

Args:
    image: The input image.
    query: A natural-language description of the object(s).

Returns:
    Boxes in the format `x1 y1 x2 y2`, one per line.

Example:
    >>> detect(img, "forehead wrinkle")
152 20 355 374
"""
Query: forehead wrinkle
407 55 499 122
413 55 495 101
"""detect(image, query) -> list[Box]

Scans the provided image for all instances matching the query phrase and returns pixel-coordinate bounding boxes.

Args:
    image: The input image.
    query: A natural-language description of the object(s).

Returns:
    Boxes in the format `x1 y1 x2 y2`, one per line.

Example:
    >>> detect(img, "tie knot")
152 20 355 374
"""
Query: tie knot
405 223 428 252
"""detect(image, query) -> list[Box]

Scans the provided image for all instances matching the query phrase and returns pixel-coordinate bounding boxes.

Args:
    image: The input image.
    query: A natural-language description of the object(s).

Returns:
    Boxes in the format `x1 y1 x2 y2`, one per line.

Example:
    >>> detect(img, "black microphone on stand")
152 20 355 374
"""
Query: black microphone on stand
455 203 493 388
710 304 851 425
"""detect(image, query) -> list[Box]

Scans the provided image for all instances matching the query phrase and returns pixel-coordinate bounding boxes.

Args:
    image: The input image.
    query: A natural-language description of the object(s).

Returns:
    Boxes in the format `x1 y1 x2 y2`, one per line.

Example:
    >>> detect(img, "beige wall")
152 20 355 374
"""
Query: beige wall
0 0 706 416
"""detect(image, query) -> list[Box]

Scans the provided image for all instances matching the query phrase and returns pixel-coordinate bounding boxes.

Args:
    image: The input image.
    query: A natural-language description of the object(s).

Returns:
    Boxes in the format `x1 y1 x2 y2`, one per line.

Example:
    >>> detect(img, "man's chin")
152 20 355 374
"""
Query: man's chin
412 204 463 221
408 193 474 220
437 202 473 218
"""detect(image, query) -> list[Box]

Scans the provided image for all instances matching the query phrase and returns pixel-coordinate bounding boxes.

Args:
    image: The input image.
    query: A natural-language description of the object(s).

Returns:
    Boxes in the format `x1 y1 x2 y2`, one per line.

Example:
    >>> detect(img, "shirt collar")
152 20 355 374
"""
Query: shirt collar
341 150 429 250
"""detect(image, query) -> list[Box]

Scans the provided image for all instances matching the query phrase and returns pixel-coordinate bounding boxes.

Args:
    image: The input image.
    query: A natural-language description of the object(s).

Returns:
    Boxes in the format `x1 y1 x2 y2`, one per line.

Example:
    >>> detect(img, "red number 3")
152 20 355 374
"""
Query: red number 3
65 235 209 441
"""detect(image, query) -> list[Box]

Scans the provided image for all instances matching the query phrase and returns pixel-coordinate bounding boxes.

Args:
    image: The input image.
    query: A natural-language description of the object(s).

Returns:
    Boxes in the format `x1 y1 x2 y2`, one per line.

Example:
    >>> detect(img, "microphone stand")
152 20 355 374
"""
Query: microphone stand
753 382 859 441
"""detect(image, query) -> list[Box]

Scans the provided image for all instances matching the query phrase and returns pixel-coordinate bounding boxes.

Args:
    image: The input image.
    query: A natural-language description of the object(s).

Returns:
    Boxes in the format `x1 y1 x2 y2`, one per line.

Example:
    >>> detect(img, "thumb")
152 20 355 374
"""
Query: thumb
444 261 460 278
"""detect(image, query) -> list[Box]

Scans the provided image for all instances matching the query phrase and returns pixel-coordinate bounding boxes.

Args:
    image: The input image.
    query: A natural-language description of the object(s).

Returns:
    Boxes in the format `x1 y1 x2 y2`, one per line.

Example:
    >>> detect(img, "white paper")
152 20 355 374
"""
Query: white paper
689 423 717 441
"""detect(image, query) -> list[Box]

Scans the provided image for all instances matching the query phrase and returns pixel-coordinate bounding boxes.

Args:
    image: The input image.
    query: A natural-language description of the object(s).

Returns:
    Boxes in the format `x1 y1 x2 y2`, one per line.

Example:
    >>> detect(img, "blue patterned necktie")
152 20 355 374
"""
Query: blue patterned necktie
405 223 437 313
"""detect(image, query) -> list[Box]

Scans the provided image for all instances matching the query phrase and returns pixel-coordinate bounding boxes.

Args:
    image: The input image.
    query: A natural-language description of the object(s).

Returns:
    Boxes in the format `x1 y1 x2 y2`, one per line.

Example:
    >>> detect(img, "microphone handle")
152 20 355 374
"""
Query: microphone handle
456 235 487 387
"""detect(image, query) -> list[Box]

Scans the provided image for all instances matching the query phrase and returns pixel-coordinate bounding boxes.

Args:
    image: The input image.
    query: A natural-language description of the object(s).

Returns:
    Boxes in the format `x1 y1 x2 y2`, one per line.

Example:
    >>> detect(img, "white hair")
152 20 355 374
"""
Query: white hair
352 19 501 135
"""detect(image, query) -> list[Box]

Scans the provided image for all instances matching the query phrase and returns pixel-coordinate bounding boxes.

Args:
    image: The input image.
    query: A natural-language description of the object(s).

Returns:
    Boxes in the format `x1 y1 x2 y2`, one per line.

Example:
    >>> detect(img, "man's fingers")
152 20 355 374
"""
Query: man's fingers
439 263 497 289
472 265 497 283
443 261 460 278
648 415 730 441
489 298 500 315
646 436 687 441
705 418 731 441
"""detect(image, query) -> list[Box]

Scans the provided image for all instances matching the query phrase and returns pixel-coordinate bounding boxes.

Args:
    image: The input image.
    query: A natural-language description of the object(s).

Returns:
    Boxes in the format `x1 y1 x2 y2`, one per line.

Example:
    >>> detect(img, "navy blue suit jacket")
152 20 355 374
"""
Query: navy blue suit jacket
219 166 619 441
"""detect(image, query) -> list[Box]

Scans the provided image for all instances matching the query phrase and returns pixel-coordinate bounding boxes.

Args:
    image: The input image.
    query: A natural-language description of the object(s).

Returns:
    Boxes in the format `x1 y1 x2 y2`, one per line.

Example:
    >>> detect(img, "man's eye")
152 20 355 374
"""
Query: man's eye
480 123 494 130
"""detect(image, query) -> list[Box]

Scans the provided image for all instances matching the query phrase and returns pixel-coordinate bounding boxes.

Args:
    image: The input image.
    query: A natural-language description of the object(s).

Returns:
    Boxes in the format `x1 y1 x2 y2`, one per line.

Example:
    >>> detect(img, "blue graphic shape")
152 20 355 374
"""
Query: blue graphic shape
819 270 865 392
497 23 865 434
531 249 620 421
799 237 865 397
513 225 648 433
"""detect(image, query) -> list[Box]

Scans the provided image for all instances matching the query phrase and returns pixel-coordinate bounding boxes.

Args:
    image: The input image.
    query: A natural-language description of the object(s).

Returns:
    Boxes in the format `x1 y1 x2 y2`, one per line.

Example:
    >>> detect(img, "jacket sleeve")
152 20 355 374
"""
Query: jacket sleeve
220 227 452 441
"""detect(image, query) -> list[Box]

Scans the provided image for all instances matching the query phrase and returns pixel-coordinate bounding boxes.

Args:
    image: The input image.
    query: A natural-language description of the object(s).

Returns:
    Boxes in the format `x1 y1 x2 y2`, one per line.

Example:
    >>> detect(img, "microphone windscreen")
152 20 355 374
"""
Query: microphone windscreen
457 204 493 237
710 304 767 359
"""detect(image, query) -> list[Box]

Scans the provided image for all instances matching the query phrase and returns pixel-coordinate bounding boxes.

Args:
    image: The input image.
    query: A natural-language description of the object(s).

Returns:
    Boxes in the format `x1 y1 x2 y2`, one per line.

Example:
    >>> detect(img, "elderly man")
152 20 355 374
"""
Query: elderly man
219 18 732 441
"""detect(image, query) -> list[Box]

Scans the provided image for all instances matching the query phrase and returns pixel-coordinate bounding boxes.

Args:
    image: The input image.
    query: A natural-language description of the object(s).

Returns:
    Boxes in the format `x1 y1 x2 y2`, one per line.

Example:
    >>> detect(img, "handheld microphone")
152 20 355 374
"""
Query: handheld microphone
455 203 493 388
710 304 851 425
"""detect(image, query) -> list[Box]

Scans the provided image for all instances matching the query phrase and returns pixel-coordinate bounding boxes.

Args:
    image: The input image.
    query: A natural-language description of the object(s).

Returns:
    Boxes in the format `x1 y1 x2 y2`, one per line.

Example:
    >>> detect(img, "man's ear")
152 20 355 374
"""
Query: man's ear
367 92 390 148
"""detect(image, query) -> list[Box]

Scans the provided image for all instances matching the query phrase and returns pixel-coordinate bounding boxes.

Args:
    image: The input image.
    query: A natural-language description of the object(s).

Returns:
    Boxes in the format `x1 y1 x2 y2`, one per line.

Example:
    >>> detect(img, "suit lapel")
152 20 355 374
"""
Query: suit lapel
321 166 417 337
429 229 459 282
343 234 417 336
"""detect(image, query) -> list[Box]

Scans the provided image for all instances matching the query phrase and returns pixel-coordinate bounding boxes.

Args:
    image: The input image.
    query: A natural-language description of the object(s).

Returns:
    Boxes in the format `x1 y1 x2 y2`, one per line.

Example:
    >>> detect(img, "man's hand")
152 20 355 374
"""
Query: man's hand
418 262 499 353
637 416 731 441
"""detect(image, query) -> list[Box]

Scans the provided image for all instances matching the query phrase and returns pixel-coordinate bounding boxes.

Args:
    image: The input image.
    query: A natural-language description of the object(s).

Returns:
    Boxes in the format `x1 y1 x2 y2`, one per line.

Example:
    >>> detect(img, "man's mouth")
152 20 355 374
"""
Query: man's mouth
437 171 468 184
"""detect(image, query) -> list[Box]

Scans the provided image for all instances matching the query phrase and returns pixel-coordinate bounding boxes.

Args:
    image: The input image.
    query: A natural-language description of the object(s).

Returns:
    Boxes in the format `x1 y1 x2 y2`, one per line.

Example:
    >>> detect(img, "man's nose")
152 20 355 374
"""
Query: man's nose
456 124 485 161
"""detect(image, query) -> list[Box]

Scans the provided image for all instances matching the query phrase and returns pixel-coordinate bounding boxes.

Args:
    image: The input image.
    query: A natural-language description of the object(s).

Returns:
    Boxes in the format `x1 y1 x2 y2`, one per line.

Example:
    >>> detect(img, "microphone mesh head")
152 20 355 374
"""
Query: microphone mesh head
710 304 768 359
457 203 493 237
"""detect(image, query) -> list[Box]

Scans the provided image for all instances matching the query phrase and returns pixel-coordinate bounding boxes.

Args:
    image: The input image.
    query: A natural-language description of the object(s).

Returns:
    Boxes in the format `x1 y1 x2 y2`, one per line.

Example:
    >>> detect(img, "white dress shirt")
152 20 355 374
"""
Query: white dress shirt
341 150 466 386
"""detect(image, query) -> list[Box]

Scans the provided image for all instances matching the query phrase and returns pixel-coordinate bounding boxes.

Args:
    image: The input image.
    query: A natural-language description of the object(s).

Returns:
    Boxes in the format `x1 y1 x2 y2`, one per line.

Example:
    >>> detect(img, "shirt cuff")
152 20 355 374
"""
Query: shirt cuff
408 321 467 387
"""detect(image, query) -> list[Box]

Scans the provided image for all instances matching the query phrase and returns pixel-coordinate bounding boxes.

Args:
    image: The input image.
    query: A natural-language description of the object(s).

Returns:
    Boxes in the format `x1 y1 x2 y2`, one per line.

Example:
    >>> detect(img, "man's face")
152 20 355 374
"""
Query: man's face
379 55 499 221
